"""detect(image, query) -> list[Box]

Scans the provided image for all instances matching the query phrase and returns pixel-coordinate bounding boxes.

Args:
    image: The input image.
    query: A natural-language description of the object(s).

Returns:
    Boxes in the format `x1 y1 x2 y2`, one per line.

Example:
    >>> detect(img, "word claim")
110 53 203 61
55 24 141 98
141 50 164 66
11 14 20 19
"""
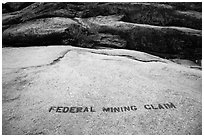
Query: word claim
49 102 176 113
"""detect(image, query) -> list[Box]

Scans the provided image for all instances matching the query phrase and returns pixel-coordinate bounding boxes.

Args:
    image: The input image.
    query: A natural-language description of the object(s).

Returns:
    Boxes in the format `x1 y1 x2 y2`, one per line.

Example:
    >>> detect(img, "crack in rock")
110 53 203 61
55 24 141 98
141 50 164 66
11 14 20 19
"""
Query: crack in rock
20 49 72 70
87 51 166 63
190 66 202 70
4 95 21 103
49 49 71 65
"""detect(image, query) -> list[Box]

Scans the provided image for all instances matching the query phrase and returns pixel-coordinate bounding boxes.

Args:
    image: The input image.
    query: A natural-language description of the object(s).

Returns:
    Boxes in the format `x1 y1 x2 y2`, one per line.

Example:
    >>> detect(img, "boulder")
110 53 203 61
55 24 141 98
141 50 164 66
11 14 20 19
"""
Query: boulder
2 17 78 46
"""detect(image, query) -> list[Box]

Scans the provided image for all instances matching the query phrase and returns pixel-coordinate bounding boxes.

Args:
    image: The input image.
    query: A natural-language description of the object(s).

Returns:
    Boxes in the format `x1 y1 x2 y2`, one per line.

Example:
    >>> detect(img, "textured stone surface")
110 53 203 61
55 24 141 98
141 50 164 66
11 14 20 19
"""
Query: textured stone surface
82 15 201 60
2 2 201 29
2 17 79 46
2 2 202 61
2 2 202 62
2 3 202 135
2 46 202 135
2 2 33 13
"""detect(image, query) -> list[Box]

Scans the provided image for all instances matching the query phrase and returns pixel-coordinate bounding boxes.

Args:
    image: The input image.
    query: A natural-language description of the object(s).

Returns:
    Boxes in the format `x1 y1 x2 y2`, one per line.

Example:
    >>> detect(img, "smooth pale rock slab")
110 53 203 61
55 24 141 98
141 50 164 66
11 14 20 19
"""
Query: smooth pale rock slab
2 46 71 69
2 46 202 135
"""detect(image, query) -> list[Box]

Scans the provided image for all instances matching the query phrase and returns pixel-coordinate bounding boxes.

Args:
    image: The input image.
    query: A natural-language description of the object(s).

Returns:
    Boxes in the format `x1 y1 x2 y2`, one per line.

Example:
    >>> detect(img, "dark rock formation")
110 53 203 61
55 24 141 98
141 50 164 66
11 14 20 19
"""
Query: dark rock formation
2 2 33 13
2 2 201 29
2 2 202 61
82 15 201 60
95 33 127 48
2 17 78 46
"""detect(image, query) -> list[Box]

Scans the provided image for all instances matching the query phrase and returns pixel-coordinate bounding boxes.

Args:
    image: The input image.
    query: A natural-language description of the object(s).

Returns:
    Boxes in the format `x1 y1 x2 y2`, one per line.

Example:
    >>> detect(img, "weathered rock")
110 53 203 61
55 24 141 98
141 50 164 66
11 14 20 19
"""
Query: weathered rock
163 2 202 12
94 33 127 48
82 15 202 60
2 2 202 135
2 2 202 61
2 46 202 135
2 14 202 60
119 3 201 30
2 2 201 29
2 17 78 46
2 2 33 13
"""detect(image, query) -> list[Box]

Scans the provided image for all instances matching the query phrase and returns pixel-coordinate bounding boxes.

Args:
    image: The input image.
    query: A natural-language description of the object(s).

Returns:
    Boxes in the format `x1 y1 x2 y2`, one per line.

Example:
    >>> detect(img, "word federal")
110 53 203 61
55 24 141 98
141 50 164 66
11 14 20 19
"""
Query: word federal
49 106 96 113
